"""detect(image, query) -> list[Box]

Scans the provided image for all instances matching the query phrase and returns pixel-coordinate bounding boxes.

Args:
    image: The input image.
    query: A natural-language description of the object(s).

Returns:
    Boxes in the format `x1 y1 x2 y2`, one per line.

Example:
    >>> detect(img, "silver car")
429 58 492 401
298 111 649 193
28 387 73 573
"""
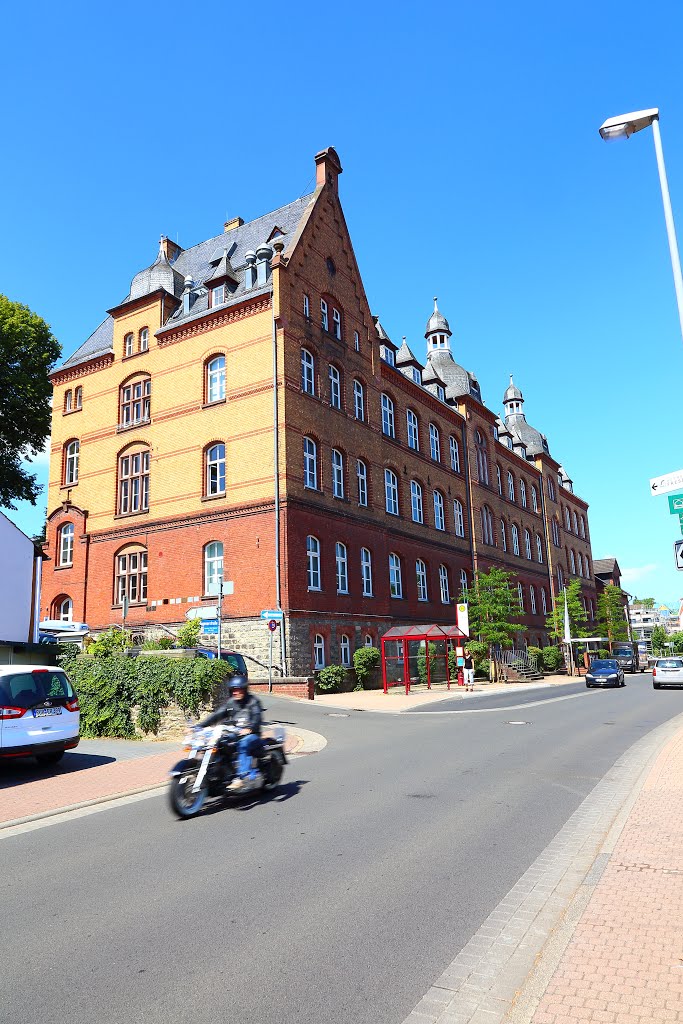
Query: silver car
652 657 683 689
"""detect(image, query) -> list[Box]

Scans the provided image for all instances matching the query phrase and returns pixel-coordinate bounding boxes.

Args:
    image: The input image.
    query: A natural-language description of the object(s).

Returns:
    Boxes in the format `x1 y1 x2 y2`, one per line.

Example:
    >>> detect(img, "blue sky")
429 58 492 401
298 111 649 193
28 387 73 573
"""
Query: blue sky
3 0 683 605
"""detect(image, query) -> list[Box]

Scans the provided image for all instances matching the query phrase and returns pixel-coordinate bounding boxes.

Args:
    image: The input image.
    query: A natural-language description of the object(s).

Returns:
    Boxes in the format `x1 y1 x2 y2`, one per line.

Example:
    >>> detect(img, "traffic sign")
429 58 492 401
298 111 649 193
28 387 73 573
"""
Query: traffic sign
260 609 283 620
675 540 683 571
668 494 683 513
678 513 683 536
201 619 220 634
267 619 279 632
186 606 218 620
650 470 683 496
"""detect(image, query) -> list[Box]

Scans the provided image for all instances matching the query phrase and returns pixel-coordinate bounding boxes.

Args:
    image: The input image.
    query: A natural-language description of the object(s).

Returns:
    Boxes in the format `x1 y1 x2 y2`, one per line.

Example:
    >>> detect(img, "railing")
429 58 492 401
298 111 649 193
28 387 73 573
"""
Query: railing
495 648 540 677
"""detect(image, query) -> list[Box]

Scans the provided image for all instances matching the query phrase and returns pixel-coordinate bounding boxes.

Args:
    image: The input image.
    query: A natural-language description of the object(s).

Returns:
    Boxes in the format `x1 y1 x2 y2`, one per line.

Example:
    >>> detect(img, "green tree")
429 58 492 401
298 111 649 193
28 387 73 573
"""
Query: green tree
464 567 525 657
546 579 588 641
669 631 683 654
176 618 201 648
596 584 630 646
0 295 61 509
651 625 669 656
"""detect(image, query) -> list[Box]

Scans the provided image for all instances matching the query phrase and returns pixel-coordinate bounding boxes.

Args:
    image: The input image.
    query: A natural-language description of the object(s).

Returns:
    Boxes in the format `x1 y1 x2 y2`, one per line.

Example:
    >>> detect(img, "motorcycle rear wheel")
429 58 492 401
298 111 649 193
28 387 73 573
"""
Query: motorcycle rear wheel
169 771 208 818
263 750 284 791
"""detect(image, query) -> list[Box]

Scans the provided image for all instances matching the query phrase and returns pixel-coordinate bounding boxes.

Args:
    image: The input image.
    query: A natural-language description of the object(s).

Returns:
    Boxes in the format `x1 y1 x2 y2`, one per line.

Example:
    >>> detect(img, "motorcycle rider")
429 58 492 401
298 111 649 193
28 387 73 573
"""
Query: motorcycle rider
198 674 263 791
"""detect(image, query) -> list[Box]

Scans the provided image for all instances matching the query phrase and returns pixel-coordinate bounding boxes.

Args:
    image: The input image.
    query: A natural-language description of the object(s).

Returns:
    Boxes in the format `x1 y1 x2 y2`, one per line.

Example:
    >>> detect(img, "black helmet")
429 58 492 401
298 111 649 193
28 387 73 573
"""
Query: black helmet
229 674 249 695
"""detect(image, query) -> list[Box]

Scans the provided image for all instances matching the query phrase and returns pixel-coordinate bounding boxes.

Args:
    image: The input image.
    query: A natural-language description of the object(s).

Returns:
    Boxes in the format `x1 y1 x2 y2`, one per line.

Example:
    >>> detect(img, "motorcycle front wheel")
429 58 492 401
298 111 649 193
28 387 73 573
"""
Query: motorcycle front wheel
169 770 208 819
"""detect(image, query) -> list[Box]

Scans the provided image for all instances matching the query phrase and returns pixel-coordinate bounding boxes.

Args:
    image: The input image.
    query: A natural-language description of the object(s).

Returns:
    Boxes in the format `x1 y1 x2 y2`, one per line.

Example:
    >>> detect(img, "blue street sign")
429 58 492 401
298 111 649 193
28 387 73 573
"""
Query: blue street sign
260 609 283 620
201 620 219 634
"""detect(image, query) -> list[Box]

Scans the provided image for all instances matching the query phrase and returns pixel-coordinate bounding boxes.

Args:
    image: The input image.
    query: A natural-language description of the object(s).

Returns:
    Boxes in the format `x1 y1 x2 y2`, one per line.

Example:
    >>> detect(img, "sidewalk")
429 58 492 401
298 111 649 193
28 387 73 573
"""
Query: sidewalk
526 724 683 1024
314 674 573 713
0 725 319 830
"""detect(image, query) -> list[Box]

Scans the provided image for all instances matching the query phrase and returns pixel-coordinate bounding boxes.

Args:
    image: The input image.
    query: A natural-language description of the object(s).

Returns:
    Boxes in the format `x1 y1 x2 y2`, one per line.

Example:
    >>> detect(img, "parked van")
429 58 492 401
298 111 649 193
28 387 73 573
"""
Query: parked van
0 666 80 764
611 642 639 674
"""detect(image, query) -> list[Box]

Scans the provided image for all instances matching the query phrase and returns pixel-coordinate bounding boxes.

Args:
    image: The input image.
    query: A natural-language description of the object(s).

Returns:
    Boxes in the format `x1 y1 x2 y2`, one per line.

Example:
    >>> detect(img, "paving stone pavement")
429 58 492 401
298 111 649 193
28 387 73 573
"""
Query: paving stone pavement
401 713 683 1024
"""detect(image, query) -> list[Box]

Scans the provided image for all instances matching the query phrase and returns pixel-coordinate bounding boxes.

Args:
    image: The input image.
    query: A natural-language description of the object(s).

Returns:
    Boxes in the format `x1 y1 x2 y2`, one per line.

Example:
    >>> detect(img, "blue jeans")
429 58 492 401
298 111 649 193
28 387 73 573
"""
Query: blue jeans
236 734 261 779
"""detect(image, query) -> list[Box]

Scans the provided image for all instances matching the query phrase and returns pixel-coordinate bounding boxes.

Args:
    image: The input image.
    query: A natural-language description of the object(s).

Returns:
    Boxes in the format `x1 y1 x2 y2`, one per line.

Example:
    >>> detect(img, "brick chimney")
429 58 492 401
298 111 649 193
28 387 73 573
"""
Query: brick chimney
315 147 343 193
224 217 244 232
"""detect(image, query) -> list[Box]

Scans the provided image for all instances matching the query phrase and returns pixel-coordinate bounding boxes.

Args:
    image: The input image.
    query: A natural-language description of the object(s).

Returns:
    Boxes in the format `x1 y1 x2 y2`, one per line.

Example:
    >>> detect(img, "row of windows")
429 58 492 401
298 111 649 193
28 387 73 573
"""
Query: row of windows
306 535 467 603
495 466 539 512
302 294 360 351
568 549 591 578
563 505 587 539
124 327 149 358
313 631 374 669
64 387 83 413
480 508 546 562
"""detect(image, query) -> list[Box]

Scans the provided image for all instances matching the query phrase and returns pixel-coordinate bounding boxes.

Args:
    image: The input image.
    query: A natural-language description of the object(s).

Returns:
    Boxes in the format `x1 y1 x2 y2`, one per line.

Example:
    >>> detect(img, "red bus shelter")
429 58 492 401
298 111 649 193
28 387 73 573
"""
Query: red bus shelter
381 623 469 694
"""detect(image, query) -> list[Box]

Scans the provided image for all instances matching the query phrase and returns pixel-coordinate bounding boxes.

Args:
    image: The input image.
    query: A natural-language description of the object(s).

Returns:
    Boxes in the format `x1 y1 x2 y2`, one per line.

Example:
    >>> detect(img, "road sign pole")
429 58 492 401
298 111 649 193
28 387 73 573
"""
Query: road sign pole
268 627 273 694
217 579 223 660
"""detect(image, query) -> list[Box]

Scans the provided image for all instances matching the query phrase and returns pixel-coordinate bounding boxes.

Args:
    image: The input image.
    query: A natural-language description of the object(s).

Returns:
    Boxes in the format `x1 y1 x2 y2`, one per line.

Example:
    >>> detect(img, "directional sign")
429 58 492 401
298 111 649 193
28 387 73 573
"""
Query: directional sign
260 609 283 620
201 619 220 634
668 494 683 513
675 540 683 571
650 469 683 496
186 606 218 620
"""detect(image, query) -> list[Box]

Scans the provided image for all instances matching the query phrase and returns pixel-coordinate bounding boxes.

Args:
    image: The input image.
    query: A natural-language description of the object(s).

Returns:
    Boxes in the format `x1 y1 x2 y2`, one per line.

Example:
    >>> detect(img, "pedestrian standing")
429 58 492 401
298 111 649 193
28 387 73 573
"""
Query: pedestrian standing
463 648 475 692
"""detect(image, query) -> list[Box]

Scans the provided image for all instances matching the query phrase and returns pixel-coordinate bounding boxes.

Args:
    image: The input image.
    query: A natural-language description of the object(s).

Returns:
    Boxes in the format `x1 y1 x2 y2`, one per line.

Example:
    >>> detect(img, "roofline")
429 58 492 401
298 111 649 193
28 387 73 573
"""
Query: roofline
106 287 176 318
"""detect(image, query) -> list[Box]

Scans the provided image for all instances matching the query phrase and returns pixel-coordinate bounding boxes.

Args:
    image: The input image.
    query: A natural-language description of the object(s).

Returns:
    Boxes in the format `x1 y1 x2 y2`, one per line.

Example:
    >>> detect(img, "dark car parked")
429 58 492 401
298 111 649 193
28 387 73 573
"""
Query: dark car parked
586 659 625 688
194 648 249 679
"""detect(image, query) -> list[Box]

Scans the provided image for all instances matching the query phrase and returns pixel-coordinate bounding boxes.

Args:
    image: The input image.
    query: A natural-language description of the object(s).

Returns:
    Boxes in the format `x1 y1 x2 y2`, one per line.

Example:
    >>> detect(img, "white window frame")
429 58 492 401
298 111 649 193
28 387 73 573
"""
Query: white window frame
307 536 321 591
65 390 72 412
332 449 344 498
429 423 440 462
552 519 559 546
449 436 460 472
530 586 537 615
460 569 468 596
570 549 576 574
520 479 527 508
118 449 149 514
580 516 586 539
314 633 325 669
482 506 493 545
565 507 571 531
59 597 73 622
361 547 373 596
524 529 532 560
416 559 428 602
204 541 224 595
410 480 423 523
385 469 399 515
353 379 364 421
303 293 310 319
381 394 395 438
65 440 79 485
59 523 74 566
353 330 359 352
329 365 341 409
518 582 525 612
332 307 342 340
303 437 317 490
406 409 419 450
511 524 520 556
356 459 368 507
531 485 538 513
116 548 148 604
454 500 464 538
439 564 450 605
496 465 502 495
301 349 315 395
340 634 351 667
434 490 445 531
335 542 349 594
139 327 149 352
321 299 329 331
389 553 403 599
536 534 544 562
206 443 226 496
500 518 507 552
507 471 515 502
548 476 555 501
541 588 547 614
124 333 133 357
207 356 226 403
573 511 578 534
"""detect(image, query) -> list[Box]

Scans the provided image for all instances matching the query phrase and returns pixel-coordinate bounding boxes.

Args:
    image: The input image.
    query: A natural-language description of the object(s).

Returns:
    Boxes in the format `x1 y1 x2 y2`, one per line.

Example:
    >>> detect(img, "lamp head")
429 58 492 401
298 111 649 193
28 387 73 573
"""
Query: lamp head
599 108 659 141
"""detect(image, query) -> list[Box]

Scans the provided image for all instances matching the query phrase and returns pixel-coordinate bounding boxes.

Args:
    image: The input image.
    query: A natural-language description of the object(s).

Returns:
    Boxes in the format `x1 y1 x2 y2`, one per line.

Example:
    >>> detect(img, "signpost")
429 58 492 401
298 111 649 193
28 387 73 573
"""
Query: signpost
650 470 683 496
264 616 281 692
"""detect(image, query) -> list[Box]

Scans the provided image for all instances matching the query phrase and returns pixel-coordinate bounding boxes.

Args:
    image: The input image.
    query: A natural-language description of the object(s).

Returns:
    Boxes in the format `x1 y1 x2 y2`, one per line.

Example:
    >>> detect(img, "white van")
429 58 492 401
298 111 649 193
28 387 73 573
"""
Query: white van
0 666 80 764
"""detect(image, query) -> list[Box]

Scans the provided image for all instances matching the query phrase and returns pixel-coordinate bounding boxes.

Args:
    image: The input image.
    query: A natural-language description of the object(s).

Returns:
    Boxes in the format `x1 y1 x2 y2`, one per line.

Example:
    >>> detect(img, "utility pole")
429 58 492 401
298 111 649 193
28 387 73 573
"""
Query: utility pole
217 577 223 661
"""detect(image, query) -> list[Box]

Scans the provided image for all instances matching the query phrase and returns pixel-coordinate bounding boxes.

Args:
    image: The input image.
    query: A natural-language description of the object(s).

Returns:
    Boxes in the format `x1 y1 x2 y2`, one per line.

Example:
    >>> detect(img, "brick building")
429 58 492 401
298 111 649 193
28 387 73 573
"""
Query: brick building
42 147 597 674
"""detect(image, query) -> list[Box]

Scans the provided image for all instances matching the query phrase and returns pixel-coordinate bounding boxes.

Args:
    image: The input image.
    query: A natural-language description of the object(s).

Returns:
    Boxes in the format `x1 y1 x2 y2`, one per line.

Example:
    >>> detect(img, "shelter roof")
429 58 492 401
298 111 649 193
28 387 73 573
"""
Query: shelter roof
381 623 467 641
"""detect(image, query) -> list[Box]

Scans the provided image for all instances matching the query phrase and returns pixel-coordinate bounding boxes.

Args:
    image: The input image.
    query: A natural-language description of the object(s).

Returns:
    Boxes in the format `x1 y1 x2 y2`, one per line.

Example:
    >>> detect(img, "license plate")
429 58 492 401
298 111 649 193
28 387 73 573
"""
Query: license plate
33 707 62 717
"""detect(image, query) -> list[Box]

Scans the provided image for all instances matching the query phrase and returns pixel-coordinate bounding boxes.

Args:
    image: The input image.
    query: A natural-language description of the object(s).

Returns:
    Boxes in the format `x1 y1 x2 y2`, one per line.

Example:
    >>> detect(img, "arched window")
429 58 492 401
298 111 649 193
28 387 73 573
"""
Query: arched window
481 506 494 545
301 349 315 395
389 553 403 598
541 588 548 614
364 633 373 647
517 582 525 612
332 306 342 340
584 555 591 576
536 533 544 562
573 511 578 534
356 459 368 506
558 567 564 589
454 499 465 538
361 547 373 596
115 544 148 604
429 423 441 462
579 516 586 539
433 490 445 531
460 569 468 597
139 327 149 352
64 390 73 412
407 409 419 450
206 355 226 403
449 436 460 472
353 379 365 421
385 469 399 515
206 443 226 496
118 446 150 514
511 524 520 556
507 471 515 502
475 430 489 485
496 465 502 496
531 485 538 513
416 559 428 601
320 299 329 331
56 596 73 622
124 332 134 357
58 523 74 566
520 479 527 508
204 541 224 595
340 634 351 667
569 549 576 574
120 375 151 427
313 633 325 669
524 529 532 560
381 394 395 438
64 440 79 485
439 564 450 605
530 586 537 615
303 437 317 489
331 449 344 498
565 507 571 531
410 480 423 523
551 519 560 546
547 476 555 501
500 518 507 552
75 386 82 409
307 536 321 590
335 542 348 594
329 365 341 409
578 553 584 577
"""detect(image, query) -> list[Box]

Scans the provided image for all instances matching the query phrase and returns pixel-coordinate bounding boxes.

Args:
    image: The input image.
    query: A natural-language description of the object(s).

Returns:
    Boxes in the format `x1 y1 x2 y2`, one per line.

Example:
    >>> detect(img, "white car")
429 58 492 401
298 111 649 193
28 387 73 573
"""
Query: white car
0 665 80 764
652 657 683 689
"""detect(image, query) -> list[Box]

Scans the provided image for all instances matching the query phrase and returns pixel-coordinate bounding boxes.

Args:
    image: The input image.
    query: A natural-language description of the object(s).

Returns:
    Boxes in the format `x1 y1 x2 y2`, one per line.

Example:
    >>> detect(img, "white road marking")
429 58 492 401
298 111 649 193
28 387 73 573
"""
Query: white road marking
406 690 600 715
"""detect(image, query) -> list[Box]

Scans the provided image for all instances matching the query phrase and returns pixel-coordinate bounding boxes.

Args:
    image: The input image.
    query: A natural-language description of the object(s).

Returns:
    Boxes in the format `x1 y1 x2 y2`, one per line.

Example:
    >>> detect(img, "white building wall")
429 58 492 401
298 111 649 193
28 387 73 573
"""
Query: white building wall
0 512 36 644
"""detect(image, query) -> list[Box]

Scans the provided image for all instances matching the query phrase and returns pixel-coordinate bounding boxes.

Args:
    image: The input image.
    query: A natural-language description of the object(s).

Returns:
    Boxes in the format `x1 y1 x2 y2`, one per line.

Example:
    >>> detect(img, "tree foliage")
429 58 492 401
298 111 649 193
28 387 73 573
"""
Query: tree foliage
176 618 201 648
352 646 380 689
651 625 669 656
596 584 630 645
465 567 525 653
546 579 588 641
0 295 61 509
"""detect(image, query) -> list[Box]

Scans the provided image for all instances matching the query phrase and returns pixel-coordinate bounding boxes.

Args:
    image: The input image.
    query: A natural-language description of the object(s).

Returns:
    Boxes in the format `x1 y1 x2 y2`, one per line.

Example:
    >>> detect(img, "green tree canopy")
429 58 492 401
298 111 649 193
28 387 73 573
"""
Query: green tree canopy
546 579 588 641
0 295 60 509
462 567 525 653
651 625 669 656
596 584 630 645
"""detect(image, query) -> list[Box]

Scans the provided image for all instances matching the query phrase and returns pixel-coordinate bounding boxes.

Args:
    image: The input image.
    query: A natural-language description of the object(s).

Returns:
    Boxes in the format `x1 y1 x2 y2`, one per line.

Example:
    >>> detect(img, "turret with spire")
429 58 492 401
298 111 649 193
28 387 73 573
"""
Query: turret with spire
425 297 452 353
503 374 524 419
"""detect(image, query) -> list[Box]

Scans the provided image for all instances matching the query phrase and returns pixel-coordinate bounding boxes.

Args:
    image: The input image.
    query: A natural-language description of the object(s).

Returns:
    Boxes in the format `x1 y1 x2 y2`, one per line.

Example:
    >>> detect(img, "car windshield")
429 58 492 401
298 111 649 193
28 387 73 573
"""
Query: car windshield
657 659 683 669
0 670 74 709
591 660 618 671
613 648 632 656
225 654 247 673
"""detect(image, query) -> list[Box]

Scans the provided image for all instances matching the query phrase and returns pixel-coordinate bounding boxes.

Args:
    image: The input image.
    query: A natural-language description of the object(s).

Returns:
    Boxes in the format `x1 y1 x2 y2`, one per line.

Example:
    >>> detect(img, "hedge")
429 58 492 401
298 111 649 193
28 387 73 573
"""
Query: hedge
63 656 231 737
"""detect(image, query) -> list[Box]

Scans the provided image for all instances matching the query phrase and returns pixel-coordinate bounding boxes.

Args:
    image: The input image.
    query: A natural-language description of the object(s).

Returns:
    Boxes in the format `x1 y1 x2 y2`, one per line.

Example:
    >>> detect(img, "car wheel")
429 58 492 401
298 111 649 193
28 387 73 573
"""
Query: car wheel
36 751 64 766
586 682 592 688
653 683 661 689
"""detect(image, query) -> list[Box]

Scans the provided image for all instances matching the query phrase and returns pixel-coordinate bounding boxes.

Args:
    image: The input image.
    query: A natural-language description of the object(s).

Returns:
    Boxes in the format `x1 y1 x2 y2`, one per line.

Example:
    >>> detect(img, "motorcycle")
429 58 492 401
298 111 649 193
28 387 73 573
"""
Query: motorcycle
168 719 287 819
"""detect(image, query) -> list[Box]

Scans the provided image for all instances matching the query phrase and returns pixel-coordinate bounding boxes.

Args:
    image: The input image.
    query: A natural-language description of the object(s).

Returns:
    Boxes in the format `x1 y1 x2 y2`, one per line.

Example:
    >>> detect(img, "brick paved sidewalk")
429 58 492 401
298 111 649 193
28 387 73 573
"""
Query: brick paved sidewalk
530 728 683 1024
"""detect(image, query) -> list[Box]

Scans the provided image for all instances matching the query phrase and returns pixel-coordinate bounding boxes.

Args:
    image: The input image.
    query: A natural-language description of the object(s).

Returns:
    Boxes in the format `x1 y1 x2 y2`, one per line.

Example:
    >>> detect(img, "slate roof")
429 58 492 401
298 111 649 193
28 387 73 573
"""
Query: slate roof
505 414 549 457
504 375 523 402
395 338 422 368
425 298 451 337
423 349 482 402
57 193 315 371
594 558 620 576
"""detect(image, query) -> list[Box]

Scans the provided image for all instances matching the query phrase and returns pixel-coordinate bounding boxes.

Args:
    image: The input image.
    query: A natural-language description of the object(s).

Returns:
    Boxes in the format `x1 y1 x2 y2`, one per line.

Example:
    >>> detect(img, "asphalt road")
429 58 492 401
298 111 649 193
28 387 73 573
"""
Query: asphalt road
3 675 682 1024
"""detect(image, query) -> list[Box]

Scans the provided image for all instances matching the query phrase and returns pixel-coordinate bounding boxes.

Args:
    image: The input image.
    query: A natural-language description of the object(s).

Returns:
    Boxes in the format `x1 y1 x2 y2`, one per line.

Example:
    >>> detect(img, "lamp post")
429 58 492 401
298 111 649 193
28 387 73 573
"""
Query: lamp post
599 108 683 342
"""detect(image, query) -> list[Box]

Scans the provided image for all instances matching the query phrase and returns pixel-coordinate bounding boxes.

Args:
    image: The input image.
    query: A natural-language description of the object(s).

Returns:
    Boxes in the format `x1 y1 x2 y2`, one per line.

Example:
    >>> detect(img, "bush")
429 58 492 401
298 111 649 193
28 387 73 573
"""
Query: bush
176 619 201 648
597 648 610 659
56 642 81 666
141 636 175 651
63 656 231 737
417 642 437 686
316 665 347 693
527 646 542 669
475 658 490 679
353 646 381 689
542 645 564 671
88 627 133 657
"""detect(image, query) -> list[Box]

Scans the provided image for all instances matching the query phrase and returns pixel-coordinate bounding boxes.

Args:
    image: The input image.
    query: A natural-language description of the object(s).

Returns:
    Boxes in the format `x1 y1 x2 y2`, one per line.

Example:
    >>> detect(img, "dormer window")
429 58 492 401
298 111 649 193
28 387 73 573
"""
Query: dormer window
380 346 395 366
211 284 226 307
436 385 445 401
412 368 421 384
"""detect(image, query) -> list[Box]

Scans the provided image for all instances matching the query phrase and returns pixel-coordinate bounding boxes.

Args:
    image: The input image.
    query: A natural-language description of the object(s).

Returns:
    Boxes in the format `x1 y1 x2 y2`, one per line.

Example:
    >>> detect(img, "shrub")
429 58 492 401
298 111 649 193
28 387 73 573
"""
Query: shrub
542 645 563 671
475 658 490 679
417 642 437 686
63 656 230 737
316 665 347 693
353 646 381 689
141 636 175 651
176 618 201 648
88 627 133 657
56 642 81 666
527 646 543 669
597 648 610 660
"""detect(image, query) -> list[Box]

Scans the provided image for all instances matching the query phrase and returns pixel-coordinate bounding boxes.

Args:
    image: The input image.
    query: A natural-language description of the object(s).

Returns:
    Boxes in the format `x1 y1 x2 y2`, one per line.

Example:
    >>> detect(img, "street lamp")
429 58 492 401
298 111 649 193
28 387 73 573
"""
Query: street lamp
599 107 683 342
